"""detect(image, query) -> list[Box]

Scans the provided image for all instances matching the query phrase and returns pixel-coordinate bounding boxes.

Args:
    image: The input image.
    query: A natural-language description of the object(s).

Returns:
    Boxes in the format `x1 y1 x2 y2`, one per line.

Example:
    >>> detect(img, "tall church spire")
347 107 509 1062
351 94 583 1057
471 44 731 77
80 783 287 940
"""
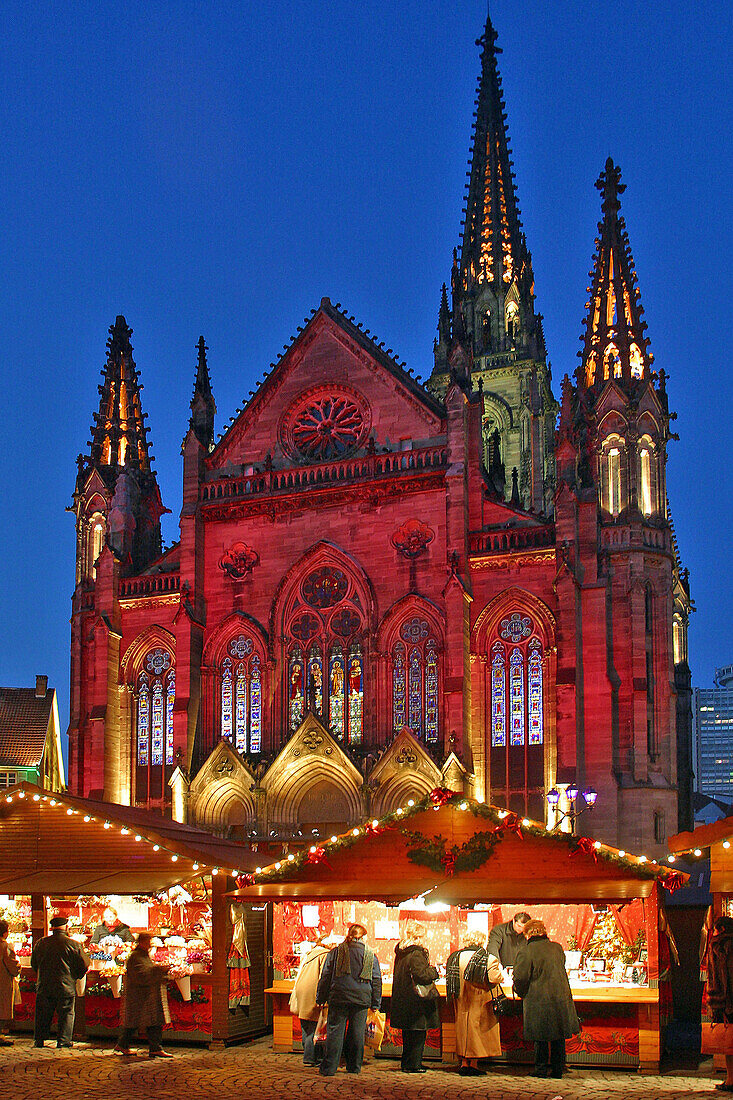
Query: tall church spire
74 316 165 575
189 335 216 449
578 158 652 394
428 12 556 515
87 316 153 475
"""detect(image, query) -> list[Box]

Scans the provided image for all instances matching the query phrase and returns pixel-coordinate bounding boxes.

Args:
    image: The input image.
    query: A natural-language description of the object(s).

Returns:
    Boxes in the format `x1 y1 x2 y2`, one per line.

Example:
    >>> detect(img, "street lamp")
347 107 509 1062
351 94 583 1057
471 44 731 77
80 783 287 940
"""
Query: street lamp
546 785 598 833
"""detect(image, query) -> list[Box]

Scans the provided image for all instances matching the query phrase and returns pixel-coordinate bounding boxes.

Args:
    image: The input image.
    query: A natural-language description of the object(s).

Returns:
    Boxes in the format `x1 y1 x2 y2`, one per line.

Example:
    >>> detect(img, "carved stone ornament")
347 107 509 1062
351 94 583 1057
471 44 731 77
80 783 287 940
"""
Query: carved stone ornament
391 518 435 560
214 757 234 778
219 541 260 580
292 729 332 759
395 746 418 767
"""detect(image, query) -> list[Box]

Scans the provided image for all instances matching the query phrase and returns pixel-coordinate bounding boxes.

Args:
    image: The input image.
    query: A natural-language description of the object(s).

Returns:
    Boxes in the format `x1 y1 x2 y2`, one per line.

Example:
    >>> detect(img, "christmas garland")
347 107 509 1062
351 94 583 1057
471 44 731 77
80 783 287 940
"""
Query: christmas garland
402 827 501 876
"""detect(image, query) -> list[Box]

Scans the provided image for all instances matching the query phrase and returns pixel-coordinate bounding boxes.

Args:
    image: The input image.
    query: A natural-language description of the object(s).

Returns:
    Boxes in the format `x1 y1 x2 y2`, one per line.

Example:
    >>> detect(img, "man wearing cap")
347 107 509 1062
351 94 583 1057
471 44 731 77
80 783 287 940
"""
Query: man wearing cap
30 915 90 1048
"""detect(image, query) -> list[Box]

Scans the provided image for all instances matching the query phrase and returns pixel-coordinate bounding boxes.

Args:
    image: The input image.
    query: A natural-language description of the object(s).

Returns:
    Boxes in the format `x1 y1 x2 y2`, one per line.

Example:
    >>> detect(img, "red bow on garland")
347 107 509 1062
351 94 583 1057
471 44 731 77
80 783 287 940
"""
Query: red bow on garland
235 873 255 888
441 849 457 876
569 836 598 862
661 871 686 893
429 787 455 807
305 846 332 869
499 812 524 839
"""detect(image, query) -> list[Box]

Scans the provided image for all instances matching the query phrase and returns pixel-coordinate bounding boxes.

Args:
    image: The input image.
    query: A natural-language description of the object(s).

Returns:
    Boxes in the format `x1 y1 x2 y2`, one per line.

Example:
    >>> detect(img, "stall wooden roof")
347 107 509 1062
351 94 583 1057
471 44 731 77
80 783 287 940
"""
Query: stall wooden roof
670 818 733 894
0 782 259 894
229 791 686 906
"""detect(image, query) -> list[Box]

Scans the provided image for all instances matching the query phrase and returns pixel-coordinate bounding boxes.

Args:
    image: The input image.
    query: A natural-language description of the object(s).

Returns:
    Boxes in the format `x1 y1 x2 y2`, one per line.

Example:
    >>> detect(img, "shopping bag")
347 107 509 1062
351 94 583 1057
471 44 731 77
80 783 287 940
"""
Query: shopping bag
314 1007 328 1043
365 1008 386 1051
12 978 21 1007
702 1021 733 1055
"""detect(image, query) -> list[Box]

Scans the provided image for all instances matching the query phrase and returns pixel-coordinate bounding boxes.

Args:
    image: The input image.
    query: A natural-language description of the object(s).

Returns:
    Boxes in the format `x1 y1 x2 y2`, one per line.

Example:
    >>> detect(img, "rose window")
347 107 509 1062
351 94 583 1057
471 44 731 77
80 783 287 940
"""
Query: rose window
281 389 370 462
302 567 348 609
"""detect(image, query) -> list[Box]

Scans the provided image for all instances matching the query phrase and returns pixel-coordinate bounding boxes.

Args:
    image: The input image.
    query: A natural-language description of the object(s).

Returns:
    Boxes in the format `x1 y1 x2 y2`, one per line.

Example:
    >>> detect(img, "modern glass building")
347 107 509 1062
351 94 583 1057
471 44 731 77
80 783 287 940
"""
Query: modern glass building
695 666 733 798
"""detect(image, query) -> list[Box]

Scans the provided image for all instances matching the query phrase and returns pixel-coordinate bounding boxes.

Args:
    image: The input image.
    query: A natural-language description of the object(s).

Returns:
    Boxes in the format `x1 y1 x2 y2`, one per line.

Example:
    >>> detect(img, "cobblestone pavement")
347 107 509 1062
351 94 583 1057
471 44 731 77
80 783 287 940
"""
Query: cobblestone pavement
0 1038 722 1099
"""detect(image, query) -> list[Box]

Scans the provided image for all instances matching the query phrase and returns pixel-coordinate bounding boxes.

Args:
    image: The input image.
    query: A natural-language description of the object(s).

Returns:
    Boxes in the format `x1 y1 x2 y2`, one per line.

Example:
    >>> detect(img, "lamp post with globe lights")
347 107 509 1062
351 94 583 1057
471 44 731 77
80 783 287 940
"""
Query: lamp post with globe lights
546 784 598 834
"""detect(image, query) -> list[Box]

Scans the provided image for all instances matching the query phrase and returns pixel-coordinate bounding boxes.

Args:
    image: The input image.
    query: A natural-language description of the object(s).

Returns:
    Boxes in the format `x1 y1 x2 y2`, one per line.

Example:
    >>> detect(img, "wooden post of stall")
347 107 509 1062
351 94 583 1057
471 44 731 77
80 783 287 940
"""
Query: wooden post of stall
210 873 230 1048
638 883 661 1074
30 894 46 947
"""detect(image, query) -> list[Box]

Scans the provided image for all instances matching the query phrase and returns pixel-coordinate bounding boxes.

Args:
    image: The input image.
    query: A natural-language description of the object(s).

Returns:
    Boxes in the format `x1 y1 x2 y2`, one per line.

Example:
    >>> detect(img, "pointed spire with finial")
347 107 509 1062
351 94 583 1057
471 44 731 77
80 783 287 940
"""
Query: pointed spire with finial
190 335 216 449
437 283 451 345
578 158 653 395
87 316 153 476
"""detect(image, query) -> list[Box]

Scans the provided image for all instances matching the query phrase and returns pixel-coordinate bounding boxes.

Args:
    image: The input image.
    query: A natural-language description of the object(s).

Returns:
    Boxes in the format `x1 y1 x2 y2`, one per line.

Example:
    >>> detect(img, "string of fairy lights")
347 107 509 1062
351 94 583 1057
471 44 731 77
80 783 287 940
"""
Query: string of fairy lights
2 784 692 889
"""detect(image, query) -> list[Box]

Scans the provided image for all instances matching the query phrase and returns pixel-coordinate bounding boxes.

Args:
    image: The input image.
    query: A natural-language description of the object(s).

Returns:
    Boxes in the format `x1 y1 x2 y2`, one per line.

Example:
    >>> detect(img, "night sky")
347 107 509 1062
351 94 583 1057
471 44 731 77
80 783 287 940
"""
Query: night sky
0 1 730 745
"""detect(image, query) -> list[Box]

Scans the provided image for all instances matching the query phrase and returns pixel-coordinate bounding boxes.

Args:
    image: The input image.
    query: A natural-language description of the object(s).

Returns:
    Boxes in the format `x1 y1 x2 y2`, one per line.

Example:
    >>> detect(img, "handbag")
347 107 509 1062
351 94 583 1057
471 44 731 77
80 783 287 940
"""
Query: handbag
411 975 440 1001
490 985 518 1017
702 1020 733 1055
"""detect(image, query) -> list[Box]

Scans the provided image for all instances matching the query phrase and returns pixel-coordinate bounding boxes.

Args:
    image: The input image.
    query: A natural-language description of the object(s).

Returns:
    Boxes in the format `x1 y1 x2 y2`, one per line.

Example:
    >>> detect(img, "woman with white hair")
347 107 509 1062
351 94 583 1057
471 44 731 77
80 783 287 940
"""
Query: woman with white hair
390 920 440 1073
446 929 502 1076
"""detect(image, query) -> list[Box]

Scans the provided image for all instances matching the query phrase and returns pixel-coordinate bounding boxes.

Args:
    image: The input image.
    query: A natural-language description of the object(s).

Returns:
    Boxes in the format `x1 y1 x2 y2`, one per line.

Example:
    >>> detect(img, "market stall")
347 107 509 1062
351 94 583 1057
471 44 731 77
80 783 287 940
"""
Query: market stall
0 782 270 1046
230 788 686 1072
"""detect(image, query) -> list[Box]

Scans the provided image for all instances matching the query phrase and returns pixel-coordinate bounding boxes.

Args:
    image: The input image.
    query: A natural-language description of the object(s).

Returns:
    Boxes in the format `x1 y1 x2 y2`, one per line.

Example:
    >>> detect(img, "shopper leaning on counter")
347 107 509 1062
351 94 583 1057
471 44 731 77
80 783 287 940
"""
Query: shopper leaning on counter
289 933 330 1066
513 919 579 1079
0 919 20 1045
391 920 440 1074
446 929 503 1076
316 923 382 1077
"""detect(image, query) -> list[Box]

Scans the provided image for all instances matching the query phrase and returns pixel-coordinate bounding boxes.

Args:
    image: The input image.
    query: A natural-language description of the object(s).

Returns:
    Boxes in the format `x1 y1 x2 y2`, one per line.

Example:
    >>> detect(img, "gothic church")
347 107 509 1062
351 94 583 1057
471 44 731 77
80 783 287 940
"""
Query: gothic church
68 14 694 856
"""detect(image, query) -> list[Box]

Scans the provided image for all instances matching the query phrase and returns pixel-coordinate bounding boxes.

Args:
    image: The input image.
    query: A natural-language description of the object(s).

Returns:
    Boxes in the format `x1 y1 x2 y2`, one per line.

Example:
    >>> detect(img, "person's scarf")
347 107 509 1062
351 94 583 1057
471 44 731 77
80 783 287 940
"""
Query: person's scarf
335 938 374 980
707 932 733 1018
446 946 489 1000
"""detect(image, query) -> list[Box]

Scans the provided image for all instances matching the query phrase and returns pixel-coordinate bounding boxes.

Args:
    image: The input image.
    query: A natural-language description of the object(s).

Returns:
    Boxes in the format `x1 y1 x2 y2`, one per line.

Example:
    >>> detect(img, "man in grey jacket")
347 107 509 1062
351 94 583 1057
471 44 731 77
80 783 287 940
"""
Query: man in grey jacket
30 915 90 1048
316 923 381 1076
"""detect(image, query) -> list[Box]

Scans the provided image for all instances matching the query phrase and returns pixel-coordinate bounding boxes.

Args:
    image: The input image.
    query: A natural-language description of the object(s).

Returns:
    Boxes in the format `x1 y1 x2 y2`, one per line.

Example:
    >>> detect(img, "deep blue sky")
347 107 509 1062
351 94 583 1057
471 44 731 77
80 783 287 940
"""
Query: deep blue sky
0 1 730 744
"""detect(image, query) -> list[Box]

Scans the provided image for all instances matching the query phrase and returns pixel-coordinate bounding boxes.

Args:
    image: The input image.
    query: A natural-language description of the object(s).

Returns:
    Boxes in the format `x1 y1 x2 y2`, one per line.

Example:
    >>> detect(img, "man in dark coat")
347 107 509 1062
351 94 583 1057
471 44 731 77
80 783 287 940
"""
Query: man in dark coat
316 923 382 1077
390 921 439 1073
487 911 531 969
30 915 90 1048
513 919 579 1079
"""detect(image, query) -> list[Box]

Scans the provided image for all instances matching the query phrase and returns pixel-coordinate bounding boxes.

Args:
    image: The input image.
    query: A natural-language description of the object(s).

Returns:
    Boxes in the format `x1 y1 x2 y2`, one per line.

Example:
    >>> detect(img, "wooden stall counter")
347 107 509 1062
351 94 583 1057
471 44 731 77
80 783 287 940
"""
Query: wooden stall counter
265 978 660 1071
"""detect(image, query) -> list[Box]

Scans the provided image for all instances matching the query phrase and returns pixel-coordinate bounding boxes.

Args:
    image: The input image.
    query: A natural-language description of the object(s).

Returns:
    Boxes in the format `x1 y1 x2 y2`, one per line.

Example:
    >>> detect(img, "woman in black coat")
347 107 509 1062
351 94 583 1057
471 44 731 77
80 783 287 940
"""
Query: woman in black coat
704 914 733 1090
391 920 439 1073
513 919 579 1079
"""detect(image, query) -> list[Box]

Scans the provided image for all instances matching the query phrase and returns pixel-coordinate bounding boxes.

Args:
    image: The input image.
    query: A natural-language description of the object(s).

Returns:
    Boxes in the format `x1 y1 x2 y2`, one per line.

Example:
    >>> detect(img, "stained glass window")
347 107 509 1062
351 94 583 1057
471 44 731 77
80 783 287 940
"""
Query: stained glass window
347 642 363 744
328 645 345 738
425 642 438 743
165 670 175 765
509 648 525 746
151 679 165 766
392 643 406 729
235 665 247 754
488 621 545 817
289 647 304 730
250 656 261 752
137 674 149 766
491 643 506 747
285 567 366 741
391 619 440 741
137 649 175 773
307 646 324 717
221 659 233 742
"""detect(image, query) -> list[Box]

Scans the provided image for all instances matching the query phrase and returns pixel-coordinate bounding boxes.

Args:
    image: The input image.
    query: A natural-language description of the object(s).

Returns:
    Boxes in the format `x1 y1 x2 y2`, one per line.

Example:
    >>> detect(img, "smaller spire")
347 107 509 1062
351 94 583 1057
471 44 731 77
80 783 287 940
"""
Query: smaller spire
190 335 216 449
578 158 653 396
437 283 451 344
87 316 152 476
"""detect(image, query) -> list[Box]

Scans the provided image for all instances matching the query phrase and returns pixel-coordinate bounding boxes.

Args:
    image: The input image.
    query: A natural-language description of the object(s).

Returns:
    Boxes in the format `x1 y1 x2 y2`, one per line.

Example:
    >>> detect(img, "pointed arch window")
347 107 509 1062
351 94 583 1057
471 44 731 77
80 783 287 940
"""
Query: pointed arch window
604 343 621 380
391 616 441 743
629 343 644 380
284 566 365 744
218 635 264 754
637 436 656 517
135 645 175 803
88 514 105 580
487 616 545 817
600 435 626 517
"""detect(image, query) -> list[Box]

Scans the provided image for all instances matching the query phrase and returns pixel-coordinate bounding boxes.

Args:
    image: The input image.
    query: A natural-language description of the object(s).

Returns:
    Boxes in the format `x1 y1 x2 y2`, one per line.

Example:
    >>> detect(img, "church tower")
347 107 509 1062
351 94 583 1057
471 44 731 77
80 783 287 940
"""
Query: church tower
553 158 692 847
68 316 166 800
428 14 557 514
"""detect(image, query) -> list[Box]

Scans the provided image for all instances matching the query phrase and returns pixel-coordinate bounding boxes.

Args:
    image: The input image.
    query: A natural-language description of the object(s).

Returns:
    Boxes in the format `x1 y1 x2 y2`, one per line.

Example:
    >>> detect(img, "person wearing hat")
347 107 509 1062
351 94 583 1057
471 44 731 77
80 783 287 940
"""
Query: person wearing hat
30 915 90 1049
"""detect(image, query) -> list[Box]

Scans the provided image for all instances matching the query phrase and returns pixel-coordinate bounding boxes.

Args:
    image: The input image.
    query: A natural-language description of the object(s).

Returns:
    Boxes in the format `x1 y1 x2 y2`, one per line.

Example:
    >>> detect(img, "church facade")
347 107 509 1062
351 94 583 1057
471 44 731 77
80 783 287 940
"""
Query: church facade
67 15 694 857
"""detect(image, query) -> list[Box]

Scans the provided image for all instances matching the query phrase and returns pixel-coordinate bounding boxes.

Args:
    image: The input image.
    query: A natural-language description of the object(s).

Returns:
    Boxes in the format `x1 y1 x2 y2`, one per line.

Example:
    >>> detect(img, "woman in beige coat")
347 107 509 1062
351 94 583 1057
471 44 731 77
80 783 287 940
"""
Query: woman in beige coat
289 936 330 1066
447 930 502 1076
0 919 21 1045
